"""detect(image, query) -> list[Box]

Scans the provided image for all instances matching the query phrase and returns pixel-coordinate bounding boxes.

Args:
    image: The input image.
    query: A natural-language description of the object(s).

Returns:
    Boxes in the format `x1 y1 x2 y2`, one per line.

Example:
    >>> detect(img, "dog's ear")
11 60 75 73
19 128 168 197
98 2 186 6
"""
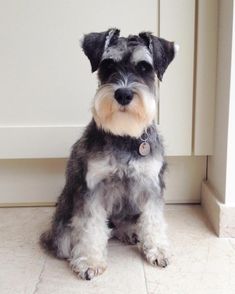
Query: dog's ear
139 32 179 81
81 28 120 72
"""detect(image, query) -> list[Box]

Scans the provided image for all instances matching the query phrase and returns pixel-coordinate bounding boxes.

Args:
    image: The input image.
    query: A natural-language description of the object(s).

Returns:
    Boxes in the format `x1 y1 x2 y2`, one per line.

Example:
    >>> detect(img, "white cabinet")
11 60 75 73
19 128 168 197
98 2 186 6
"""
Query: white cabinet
0 0 217 158
0 1 218 205
0 0 158 158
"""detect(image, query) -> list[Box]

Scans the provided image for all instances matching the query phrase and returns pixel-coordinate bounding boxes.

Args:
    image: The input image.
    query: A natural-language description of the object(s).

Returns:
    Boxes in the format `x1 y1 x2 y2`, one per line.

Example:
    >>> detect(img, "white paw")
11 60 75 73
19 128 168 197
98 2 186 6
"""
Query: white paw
70 258 107 280
142 245 170 268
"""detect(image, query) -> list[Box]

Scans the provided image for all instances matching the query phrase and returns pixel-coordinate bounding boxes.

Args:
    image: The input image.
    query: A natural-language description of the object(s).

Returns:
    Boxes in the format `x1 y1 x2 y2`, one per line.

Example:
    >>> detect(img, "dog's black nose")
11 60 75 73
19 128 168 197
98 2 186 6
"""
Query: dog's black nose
114 88 133 106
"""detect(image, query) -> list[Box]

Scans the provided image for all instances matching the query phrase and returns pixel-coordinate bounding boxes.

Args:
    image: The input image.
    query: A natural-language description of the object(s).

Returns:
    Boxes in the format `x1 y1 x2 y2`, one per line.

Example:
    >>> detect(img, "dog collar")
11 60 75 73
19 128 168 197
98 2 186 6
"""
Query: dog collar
139 131 150 156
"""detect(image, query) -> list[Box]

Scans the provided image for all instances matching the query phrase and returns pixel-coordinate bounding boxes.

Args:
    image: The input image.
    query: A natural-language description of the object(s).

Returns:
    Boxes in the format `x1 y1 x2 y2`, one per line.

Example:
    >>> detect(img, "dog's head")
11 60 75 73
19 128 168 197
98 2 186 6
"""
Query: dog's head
81 28 178 137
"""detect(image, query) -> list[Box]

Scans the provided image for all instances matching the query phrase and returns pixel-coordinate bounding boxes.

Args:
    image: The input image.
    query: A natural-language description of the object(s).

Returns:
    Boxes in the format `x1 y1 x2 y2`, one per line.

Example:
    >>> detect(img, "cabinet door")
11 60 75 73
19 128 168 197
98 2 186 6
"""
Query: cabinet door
159 0 195 155
0 0 157 158
0 1 210 205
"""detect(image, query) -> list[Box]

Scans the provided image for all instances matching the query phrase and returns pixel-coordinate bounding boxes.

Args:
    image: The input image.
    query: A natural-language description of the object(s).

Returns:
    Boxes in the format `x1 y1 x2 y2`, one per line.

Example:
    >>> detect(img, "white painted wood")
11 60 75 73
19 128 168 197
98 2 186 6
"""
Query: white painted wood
0 0 157 125
164 156 206 203
202 181 235 237
194 0 218 155
0 124 188 159
0 0 159 157
0 159 67 205
0 156 206 205
201 181 221 236
225 1 235 206
201 2 235 236
0 126 84 159
208 0 234 203
0 0 204 158
0 1 211 205
159 0 195 155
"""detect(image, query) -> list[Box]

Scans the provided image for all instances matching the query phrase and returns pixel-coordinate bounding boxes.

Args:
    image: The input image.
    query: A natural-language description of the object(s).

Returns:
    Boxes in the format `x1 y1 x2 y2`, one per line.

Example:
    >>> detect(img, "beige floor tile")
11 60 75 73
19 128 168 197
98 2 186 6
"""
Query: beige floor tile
1 205 235 294
0 207 52 249
0 248 46 294
229 238 235 250
144 205 235 294
36 245 147 294
146 272 235 294
0 207 50 294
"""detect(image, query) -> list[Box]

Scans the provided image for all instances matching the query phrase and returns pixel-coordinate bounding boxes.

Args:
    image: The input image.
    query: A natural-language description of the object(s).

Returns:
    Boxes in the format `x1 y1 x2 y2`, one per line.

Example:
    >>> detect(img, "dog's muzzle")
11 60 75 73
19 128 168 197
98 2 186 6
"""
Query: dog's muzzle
114 88 133 106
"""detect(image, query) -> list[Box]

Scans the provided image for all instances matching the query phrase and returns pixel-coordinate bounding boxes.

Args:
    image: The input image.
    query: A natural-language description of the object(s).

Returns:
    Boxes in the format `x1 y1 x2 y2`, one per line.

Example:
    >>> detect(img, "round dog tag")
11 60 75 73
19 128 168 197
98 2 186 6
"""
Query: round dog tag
139 142 150 156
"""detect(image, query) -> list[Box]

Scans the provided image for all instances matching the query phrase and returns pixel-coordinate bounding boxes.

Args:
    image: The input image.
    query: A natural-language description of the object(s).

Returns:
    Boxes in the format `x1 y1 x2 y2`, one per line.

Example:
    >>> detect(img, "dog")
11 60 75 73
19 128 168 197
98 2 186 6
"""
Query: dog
40 28 178 280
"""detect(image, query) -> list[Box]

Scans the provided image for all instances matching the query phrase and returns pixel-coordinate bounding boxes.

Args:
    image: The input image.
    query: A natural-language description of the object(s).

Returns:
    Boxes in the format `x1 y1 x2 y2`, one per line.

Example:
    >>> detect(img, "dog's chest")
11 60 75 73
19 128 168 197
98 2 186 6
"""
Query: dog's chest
86 154 163 191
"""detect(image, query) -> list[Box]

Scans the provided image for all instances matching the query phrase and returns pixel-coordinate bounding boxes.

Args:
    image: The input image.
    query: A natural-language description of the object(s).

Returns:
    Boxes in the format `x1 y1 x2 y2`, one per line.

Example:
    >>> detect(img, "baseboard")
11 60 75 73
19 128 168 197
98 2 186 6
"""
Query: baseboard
201 180 235 237
0 202 56 208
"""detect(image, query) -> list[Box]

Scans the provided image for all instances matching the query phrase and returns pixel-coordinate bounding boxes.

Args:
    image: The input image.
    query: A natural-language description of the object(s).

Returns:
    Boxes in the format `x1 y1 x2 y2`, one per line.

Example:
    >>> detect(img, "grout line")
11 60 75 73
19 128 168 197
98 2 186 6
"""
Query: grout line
32 256 47 294
142 258 150 294
228 239 235 251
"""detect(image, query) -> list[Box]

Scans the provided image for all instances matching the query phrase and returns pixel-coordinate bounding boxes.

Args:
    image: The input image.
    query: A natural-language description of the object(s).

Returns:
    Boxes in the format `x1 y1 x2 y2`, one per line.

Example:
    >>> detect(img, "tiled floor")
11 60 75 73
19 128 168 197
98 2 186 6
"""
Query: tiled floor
0 205 235 294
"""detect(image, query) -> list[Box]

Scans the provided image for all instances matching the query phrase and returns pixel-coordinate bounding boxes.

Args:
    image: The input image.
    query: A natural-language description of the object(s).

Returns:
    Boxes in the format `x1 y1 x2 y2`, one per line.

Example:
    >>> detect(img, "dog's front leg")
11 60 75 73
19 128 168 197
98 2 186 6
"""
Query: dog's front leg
137 197 170 268
69 199 110 280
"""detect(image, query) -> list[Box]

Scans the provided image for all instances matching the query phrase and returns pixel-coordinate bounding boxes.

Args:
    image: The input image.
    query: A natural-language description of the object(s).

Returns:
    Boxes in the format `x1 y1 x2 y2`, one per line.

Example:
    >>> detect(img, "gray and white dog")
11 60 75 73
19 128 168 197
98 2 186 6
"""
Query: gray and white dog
40 28 178 280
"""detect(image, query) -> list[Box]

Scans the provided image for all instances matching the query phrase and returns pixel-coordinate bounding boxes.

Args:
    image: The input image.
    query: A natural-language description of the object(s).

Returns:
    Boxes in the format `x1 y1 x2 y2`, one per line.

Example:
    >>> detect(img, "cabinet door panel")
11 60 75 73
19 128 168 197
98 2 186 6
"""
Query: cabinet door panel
0 0 199 158
159 0 195 155
0 0 157 158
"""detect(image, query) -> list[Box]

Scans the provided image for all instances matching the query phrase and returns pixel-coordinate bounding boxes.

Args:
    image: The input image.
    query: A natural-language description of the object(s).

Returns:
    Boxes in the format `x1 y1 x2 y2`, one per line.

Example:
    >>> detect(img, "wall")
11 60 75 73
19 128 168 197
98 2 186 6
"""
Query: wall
202 0 235 237
207 0 234 203
225 0 235 205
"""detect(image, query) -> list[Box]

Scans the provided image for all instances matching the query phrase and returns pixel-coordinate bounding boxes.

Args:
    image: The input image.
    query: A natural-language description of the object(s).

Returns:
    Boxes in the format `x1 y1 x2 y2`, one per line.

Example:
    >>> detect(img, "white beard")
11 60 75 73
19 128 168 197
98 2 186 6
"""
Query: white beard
92 83 157 137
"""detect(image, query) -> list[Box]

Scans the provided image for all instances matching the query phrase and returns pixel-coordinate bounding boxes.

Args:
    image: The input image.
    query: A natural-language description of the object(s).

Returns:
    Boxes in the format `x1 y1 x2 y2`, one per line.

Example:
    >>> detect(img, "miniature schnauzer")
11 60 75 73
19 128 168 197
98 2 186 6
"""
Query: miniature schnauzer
40 28 178 280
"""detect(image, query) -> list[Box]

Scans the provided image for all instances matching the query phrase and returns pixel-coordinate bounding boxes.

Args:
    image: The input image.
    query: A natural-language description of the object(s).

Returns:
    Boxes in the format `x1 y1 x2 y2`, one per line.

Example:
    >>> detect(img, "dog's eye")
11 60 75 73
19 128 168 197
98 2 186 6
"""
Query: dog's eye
99 59 116 73
136 61 153 74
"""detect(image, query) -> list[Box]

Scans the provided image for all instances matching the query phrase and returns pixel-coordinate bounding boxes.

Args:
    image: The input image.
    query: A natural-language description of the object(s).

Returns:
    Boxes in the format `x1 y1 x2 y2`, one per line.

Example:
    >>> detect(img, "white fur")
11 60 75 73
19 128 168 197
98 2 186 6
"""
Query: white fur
131 46 153 65
57 229 71 259
104 29 117 50
137 198 170 266
93 83 157 138
86 156 114 190
69 197 111 279
131 157 163 191
86 155 163 192
174 43 180 55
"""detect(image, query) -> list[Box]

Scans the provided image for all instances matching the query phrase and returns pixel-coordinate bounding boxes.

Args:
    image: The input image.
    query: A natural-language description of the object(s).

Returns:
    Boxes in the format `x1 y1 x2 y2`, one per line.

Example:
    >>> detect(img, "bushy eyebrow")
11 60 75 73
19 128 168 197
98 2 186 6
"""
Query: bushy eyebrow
131 46 153 65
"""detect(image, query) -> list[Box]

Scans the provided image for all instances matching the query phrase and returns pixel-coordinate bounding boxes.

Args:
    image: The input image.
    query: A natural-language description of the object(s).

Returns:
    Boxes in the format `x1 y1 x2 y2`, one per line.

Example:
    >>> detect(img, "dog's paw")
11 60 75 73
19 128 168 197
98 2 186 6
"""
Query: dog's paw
142 246 170 268
70 258 107 280
116 232 139 245
123 233 139 245
81 266 106 280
